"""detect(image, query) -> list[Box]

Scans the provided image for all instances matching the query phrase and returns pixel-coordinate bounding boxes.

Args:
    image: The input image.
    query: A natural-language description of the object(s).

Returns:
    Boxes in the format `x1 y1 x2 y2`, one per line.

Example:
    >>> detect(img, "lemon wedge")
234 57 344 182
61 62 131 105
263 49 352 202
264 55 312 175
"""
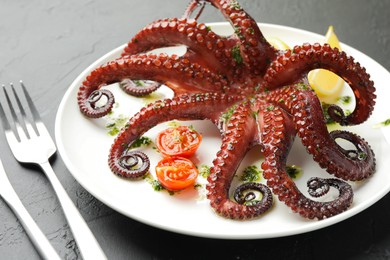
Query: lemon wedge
308 26 345 103
267 36 290 50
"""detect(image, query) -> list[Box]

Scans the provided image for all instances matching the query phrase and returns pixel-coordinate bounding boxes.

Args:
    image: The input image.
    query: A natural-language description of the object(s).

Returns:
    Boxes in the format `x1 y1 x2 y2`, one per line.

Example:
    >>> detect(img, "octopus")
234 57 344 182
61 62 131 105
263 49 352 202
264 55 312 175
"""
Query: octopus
77 0 376 220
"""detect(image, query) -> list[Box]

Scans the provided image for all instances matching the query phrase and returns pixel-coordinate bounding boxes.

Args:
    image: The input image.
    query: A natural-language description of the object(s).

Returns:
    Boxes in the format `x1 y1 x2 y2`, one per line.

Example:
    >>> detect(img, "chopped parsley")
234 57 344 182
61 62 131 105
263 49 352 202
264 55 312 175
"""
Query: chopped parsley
321 102 336 125
286 165 302 179
266 105 275 111
231 45 243 65
106 115 128 136
234 26 243 39
357 152 368 160
296 82 310 91
150 179 165 191
198 165 211 178
128 136 153 149
373 118 390 128
338 95 352 105
230 0 241 10
244 200 261 206
143 174 174 195
321 102 351 125
134 80 144 86
381 118 390 126
221 104 237 124
240 165 262 182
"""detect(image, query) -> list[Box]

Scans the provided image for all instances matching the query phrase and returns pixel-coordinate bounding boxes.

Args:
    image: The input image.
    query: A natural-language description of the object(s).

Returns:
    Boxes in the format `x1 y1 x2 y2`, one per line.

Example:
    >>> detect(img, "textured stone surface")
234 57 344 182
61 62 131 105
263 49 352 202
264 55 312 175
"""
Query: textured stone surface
0 0 389 259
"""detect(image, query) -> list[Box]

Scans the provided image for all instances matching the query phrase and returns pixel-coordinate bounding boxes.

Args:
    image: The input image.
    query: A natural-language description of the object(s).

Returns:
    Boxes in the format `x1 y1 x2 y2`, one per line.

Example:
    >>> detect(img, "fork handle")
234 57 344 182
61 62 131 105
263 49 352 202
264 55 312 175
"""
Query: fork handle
1 180 61 260
40 161 107 260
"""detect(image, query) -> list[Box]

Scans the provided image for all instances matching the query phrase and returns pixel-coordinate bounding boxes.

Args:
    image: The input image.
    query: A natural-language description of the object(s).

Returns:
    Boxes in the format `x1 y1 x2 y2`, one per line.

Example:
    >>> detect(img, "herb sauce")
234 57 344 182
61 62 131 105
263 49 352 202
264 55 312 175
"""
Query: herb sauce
106 115 128 136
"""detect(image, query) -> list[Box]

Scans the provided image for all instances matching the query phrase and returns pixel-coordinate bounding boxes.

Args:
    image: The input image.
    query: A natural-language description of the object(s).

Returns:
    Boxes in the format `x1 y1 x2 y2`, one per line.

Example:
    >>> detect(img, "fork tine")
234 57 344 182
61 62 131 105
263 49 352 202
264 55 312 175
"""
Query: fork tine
20 81 42 124
0 89 20 145
2 84 24 141
10 83 37 139
0 98 12 132
13 81 40 136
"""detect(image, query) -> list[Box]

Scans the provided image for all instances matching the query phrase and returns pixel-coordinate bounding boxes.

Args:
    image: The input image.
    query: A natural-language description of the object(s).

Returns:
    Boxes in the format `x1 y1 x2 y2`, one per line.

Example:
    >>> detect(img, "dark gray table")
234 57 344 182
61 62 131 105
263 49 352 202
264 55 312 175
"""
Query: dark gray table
1 1 389 259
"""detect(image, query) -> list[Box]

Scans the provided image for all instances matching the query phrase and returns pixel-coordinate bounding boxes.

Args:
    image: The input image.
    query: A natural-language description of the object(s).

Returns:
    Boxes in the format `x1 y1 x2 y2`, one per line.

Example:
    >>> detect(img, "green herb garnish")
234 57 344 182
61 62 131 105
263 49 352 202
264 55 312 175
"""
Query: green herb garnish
231 45 243 65
106 115 128 136
134 80 144 86
321 102 335 125
199 165 211 178
230 0 241 10
266 105 275 111
240 165 262 182
338 95 352 105
221 104 237 124
128 136 153 149
286 165 302 179
373 118 390 128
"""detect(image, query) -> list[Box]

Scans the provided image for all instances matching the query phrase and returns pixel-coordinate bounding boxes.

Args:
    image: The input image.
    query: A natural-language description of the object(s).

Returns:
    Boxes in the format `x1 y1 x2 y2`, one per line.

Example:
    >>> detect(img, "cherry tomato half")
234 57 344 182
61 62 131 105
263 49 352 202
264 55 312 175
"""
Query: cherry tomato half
155 157 199 191
156 125 202 157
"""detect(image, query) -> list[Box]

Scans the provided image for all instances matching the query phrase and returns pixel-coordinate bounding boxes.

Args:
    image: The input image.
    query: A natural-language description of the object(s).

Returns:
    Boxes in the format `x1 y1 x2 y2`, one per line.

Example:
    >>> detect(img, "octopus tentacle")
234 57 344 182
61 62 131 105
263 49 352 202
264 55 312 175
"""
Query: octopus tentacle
117 150 150 179
260 104 353 219
207 101 273 219
78 53 230 118
78 89 115 118
307 177 353 202
182 0 207 21
265 84 375 181
203 0 277 76
119 79 161 96
109 92 242 178
234 182 273 209
261 43 376 125
121 18 234 75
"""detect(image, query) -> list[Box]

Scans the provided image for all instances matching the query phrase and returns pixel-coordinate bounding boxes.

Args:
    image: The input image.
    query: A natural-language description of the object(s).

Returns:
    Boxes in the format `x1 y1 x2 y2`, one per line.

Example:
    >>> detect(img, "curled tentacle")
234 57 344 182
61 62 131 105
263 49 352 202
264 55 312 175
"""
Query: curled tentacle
109 92 242 178
260 104 353 219
265 84 375 181
234 182 273 211
117 150 150 178
307 177 330 197
307 177 353 202
78 88 115 118
119 79 161 96
207 101 273 219
330 130 375 167
261 43 376 125
78 53 231 118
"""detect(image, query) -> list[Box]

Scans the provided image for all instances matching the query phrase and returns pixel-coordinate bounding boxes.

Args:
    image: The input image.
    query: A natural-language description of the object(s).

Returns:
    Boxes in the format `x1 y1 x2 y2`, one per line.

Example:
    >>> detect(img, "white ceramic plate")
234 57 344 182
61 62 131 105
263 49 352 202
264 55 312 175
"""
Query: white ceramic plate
55 23 390 239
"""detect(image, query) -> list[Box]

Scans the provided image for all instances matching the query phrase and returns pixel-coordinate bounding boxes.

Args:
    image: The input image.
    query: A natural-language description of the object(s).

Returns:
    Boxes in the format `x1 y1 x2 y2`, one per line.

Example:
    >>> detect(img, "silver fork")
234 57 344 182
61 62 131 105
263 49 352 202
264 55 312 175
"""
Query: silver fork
0 81 107 260
0 159 61 260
